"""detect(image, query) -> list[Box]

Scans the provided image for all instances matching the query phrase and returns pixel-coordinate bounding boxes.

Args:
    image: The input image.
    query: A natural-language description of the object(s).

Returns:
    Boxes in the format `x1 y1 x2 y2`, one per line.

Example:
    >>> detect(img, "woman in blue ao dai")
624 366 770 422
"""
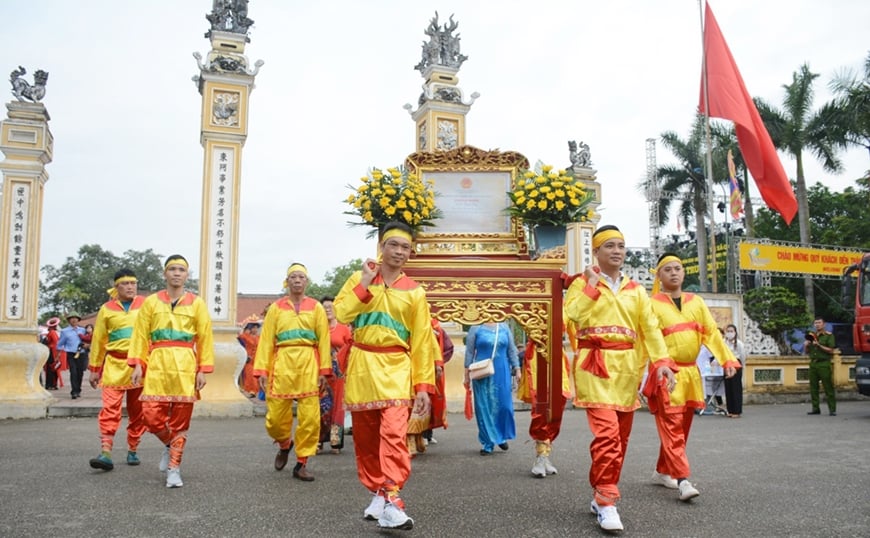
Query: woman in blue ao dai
464 322 520 455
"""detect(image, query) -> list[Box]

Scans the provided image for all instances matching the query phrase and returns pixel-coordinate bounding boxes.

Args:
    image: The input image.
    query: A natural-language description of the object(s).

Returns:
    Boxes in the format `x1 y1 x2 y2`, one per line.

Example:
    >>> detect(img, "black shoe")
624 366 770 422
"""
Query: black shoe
498 442 509 451
830 411 837 416
479 449 492 456
807 410 821 415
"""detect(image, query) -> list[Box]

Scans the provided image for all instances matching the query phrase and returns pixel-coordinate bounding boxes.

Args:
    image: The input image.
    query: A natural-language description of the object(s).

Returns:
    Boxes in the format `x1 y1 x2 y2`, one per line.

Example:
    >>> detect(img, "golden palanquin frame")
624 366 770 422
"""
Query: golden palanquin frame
403 146 564 420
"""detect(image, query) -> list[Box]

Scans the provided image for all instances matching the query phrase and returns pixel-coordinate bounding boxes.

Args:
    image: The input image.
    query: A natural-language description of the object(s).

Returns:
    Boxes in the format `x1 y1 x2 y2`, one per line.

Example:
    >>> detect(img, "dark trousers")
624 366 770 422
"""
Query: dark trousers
68 352 88 396
43 353 58 389
808 360 836 412
724 371 743 415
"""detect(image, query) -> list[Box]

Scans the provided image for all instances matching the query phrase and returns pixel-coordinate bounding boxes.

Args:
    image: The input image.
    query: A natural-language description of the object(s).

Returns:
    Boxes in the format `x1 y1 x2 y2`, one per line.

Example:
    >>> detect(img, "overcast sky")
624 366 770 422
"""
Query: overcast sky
2 0 868 293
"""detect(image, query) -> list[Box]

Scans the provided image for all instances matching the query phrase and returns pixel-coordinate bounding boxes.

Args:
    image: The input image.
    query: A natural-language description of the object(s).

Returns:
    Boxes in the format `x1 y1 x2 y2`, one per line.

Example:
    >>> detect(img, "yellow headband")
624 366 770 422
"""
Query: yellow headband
107 276 137 300
651 255 683 295
382 228 413 244
592 229 624 249
286 263 308 277
164 257 188 270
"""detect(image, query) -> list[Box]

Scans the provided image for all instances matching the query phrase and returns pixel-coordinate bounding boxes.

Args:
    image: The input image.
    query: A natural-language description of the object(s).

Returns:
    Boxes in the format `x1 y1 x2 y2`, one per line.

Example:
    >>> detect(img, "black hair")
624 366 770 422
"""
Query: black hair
656 252 681 265
592 224 620 238
381 221 415 240
113 268 137 281
164 254 188 268
320 295 335 303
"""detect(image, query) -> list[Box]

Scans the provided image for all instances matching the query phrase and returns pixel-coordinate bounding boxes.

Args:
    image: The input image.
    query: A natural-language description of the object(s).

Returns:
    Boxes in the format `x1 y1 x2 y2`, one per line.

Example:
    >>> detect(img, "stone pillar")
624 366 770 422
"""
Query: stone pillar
566 166 602 275
192 23 263 417
0 102 54 418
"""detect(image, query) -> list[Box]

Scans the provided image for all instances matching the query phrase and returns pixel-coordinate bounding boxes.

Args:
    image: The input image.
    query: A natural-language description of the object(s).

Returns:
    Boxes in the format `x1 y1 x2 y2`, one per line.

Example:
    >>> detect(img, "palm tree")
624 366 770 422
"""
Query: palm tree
644 115 730 291
754 63 843 313
825 51 870 171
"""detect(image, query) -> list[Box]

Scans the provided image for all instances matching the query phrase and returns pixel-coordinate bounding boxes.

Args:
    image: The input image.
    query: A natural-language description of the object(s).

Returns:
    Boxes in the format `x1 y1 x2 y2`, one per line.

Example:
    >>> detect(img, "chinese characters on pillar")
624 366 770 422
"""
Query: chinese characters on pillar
579 226 593 271
4 182 29 319
206 147 235 322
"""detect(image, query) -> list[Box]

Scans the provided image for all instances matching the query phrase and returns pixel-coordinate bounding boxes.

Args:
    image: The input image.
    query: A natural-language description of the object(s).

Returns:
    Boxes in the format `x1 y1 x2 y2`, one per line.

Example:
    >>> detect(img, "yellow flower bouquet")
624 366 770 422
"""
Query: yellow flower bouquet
345 166 441 238
506 163 595 226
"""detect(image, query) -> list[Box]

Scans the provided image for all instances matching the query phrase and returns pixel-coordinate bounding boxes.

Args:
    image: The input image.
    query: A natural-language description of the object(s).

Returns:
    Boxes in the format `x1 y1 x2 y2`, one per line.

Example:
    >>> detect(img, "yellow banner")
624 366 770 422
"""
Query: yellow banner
738 242 864 277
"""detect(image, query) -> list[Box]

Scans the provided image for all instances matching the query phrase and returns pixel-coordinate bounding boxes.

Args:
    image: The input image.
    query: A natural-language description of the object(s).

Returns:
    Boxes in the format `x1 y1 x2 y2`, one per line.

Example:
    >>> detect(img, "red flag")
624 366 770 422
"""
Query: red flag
699 2 797 224
727 150 744 219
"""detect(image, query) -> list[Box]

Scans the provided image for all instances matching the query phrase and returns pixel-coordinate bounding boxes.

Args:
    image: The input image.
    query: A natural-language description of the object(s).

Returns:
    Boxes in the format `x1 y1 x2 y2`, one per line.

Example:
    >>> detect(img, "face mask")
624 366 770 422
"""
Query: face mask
725 331 736 338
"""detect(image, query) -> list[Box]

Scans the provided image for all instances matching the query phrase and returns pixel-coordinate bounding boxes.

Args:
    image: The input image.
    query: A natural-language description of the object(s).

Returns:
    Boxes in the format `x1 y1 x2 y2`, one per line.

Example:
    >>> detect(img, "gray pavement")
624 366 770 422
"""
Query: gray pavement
2 375 869 537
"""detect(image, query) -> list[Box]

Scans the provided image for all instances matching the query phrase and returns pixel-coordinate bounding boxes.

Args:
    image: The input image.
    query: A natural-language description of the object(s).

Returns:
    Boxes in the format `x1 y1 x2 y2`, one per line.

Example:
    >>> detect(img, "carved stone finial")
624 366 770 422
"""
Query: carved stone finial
205 0 254 41
414 12 468 73
10 66 49 103
568 140 592 171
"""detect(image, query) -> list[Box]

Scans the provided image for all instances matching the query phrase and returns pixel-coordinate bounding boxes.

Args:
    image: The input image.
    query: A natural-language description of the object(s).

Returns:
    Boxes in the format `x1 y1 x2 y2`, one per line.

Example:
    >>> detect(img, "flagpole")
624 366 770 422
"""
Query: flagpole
699 0 718 293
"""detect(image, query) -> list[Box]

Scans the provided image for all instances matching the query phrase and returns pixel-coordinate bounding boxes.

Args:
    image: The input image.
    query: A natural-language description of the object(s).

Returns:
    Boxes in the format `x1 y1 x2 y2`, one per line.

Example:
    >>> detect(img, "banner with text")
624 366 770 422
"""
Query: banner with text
738 241 864 277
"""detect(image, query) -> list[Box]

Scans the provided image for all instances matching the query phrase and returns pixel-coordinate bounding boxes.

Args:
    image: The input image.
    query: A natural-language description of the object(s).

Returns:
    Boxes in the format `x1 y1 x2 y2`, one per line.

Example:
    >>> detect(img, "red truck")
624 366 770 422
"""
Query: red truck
843 253 870 396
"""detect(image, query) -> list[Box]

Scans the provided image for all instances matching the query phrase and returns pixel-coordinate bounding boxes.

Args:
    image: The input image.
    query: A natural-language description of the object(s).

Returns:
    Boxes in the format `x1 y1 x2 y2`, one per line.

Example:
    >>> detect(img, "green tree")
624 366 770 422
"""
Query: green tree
306 259 363 300
825 51 870 165
743 286 812 355
39 245 193 320
755 63 844 312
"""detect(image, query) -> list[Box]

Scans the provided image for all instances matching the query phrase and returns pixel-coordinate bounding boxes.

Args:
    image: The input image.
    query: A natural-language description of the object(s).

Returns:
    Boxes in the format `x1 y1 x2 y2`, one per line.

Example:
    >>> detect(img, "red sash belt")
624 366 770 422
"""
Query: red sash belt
106 350 128 359
577 338 634 379
352 342 407 354
150 341 194 349
661 321 703 337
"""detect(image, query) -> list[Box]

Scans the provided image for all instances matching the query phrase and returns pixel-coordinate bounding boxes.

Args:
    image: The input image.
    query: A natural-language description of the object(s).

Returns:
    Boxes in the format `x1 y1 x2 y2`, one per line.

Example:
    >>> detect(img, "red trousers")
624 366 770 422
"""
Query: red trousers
585 407 635 506
98 386 145 452
529 392 566 443
142 401 193 469
352 406 411 497
653 407 695 479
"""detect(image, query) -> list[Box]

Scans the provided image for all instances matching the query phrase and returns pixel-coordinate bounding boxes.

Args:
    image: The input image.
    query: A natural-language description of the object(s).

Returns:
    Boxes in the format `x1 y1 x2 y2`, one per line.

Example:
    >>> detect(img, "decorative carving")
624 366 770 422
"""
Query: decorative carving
418 121 427 150
436 120 458 150
568 140 592 171
743 314 780 355
406 145 529 170
414 12 468 73
10 66 48 103
205 0 254 40
212 91 239 126
193 51 264 77
429 299 551 360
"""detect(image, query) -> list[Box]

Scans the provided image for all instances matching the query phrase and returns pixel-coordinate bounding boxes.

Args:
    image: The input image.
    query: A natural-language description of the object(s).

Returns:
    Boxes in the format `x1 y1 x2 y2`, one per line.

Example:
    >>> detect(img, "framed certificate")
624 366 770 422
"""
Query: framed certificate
405 146 530 257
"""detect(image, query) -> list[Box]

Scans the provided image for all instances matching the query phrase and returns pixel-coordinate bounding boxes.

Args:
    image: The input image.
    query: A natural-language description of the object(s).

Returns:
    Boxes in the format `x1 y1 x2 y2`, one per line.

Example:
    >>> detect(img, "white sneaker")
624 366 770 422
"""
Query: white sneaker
158 446 170 472
165 467 183 488
531 456 547 478
377 502 414 530
543 456 558 475
590 500 623 532
363 493 386 521
652 471 678 489
678 480 699 501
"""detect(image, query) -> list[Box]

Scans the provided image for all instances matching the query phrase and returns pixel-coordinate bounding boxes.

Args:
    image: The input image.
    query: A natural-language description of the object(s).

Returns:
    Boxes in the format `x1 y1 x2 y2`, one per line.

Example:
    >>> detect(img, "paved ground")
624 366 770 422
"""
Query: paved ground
3 372 869 537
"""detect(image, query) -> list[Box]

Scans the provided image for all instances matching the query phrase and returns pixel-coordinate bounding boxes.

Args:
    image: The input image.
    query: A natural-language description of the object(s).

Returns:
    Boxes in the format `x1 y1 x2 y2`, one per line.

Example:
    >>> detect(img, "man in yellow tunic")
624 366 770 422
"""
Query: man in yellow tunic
253 262 331 482
645 253 739 501
129 255 214 489
87 268 147 471
334 222 436 531
564 225 675 533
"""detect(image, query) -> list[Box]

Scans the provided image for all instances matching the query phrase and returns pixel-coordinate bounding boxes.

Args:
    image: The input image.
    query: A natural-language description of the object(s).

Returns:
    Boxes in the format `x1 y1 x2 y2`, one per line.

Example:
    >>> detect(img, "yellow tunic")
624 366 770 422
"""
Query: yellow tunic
565 275 670 411
253 296 331 399
333 270 436 411
88 295 146 389
649 292 740 410
127 291 215 402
